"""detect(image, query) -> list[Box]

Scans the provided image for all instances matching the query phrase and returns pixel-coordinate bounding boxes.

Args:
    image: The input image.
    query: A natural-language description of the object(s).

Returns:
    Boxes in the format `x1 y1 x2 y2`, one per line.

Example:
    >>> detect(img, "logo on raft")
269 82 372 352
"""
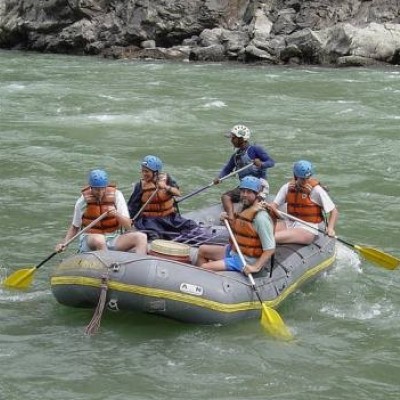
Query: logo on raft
179 282 204 296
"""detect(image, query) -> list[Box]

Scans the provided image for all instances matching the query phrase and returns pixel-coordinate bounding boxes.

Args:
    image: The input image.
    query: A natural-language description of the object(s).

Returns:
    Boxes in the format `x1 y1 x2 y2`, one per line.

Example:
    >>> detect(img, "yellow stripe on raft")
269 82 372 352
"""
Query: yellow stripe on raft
51 253 336 314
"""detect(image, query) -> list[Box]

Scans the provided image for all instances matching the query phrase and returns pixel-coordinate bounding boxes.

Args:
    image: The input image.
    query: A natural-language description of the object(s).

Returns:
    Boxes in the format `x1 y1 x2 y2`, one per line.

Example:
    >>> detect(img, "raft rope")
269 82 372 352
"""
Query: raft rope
84 273 109 336
84 252 151 335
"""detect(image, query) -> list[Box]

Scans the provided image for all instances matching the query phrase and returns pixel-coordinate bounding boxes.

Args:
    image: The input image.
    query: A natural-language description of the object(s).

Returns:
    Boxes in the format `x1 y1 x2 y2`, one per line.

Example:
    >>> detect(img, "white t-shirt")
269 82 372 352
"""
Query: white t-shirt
273 182 335 213
71 189 129 228
273 182 335 233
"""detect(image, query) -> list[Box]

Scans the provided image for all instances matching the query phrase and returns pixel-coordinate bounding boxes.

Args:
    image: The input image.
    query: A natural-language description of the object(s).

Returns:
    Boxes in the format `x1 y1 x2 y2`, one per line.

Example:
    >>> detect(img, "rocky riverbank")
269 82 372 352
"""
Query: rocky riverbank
1 0 400 66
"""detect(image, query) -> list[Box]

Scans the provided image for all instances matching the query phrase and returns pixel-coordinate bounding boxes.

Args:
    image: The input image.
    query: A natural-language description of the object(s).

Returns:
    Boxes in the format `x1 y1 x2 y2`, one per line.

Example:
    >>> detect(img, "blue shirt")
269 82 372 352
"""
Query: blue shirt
219 144 275 180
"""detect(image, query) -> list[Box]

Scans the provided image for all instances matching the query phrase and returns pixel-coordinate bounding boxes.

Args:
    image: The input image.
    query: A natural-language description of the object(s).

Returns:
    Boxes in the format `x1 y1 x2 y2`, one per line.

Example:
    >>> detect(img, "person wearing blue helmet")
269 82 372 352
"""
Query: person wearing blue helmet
55 169 147 254
267 160 338 245
196 176 275 275
213 124 275 220
128 156 198 240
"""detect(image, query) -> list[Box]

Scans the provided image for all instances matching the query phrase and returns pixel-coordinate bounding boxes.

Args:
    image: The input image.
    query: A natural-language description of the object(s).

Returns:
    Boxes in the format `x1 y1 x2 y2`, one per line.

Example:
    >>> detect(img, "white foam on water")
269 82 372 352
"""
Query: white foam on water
0 289 50 303
202 100 227 108
320 299 389 321
335 242 362 273
87 114 117 122
6 83 25 91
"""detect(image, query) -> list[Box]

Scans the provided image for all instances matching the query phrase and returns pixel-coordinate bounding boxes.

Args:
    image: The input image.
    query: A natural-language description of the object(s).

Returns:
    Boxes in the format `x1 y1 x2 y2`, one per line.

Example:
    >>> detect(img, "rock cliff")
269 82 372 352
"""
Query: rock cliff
1 0 400 66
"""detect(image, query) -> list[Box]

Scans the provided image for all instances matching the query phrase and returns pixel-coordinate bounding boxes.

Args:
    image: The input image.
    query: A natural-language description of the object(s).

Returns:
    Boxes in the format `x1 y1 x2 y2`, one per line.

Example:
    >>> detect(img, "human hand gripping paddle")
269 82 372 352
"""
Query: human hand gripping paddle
274 209 399 270
223 219 293 341
3 210 111 290
176 162 254 204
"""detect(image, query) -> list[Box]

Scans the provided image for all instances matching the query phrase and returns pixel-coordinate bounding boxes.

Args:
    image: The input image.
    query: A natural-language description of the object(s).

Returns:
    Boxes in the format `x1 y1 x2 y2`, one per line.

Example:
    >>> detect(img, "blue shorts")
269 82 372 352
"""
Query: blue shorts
78 233 119 253
224 245 244 272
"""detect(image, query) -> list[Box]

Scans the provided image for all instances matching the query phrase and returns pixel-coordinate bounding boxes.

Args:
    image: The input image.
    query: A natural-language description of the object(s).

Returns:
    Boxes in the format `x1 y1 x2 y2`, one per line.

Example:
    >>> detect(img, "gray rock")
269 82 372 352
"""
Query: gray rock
1 0 400 66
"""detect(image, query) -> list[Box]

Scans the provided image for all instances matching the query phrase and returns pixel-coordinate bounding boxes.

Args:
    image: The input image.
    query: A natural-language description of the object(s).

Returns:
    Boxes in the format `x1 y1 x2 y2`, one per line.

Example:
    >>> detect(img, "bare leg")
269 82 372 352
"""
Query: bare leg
275 227 316 245
196 244 226 266
115 232 148 255
200 259 227 271
86 234 108 250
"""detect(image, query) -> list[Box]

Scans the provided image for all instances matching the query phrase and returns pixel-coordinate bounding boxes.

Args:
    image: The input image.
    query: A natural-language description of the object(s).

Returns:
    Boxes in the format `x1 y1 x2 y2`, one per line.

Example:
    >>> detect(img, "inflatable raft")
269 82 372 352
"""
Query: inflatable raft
50 204 336 325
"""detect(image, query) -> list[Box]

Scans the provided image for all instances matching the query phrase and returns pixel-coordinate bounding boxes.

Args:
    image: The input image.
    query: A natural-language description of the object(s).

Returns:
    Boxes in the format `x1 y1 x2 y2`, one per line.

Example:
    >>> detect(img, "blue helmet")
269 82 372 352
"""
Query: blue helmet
293 160 313 179
89 169 108 187
239 176 262 193
141 155 163 172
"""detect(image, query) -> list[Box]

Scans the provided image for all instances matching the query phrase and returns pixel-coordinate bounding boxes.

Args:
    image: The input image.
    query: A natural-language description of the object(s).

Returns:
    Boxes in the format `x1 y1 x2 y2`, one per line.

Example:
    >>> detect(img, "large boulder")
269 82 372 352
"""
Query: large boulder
324 22 400 64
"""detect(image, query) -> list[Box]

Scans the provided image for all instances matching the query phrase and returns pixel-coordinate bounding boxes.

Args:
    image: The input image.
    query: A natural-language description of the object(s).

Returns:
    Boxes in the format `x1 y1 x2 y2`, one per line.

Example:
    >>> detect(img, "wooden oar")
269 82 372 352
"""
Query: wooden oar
224 219 293 340
3 210 111 290
276 209 399 270
176 163 254 204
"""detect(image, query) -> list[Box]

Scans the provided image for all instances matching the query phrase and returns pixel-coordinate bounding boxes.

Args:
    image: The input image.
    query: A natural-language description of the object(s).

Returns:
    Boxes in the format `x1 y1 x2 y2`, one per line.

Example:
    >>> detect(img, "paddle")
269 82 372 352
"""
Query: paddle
275 209 399 270
3 210 110 290
131 187 159 222
176 163 254 204
224 219 293 340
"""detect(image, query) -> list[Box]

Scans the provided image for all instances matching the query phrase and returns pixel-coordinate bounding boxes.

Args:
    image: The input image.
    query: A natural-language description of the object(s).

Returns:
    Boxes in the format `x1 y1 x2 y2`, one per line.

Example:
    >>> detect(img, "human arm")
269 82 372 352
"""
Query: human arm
326 207 338 237
55 197 83 252
157 173 181 196
116 190 135 230
248 145 275 169
243 249 275 275
272 183 289 209
311 186 338 237
55 224 80 252
216 156 236 181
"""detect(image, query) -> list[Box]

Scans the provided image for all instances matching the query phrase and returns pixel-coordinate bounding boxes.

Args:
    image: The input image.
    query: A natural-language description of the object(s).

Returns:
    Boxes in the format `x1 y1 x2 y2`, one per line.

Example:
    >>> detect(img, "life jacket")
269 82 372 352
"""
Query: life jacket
230 207 264 258
234 145 265 179
140 178 175 217
81 185 119 234
286 178 324 223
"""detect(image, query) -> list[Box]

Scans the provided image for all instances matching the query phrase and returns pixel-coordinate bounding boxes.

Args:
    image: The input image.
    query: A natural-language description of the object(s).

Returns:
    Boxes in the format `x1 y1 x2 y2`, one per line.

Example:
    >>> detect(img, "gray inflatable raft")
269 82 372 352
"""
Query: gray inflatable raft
50 205 336 325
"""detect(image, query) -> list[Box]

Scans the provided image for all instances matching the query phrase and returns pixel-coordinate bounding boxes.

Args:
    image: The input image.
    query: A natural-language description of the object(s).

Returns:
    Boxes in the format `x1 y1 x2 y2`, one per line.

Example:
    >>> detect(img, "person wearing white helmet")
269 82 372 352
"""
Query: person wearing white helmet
128 155 198 240
55 169 148 254
196 176 275 275
214 124 275 220
267 160 339 245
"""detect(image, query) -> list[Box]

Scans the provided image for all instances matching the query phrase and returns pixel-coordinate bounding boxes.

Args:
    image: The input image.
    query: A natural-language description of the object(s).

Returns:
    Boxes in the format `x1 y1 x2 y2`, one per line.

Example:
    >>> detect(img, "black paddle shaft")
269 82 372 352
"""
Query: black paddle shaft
35 251 58 270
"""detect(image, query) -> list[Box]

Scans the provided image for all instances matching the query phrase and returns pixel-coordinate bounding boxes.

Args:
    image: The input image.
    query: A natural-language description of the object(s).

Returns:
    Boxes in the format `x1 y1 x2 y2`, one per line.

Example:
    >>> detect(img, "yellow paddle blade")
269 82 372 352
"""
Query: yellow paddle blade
355 245 400 270
3 267 36 289
260 303 293 341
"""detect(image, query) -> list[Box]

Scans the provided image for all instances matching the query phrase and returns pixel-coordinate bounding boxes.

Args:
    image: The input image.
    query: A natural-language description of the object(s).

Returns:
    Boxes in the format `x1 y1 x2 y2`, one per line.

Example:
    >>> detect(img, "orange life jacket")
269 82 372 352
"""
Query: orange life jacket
286 178 324 223
230 207 264 258
81 185 119 234
140 179 175 217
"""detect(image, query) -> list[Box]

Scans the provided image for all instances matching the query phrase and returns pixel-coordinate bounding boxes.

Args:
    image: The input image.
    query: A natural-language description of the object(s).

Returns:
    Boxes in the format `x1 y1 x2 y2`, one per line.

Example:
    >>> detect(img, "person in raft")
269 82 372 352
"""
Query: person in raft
127 155 198 241
55 169 148 254
213 124 275 220
266 160 339 245
196 176 275 275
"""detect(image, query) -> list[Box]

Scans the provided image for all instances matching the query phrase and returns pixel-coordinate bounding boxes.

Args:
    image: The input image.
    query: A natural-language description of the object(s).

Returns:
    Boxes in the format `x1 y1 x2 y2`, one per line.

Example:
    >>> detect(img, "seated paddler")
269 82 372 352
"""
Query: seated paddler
196 176 275 275
55 169 148 254
127 155 198 241
267 160 339 245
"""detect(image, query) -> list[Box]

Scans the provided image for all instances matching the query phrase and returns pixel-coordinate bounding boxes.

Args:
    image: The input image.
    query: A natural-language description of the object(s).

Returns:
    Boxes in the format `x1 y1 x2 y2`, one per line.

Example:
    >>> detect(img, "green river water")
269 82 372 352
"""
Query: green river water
0 50 399 400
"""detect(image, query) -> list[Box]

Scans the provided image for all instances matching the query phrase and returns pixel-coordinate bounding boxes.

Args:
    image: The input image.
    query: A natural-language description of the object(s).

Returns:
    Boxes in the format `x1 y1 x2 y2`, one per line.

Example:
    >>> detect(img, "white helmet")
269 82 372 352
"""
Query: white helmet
228 124 251 140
